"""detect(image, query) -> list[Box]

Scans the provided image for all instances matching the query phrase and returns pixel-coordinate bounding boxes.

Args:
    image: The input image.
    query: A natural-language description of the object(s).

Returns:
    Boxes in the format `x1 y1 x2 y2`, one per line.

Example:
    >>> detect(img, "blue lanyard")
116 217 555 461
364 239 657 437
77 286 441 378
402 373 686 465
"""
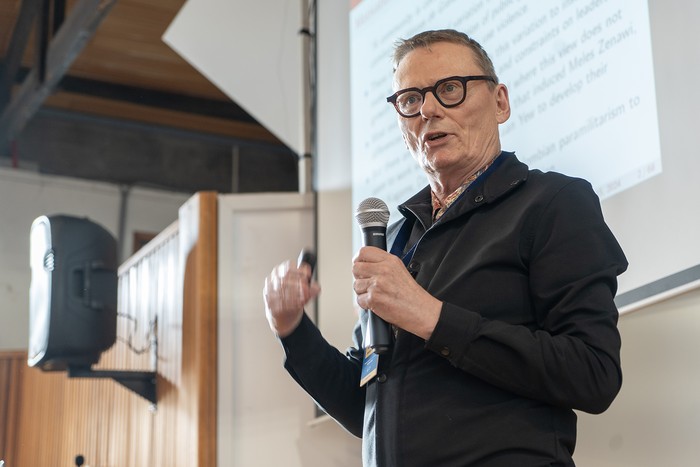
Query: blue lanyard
389 218 417 267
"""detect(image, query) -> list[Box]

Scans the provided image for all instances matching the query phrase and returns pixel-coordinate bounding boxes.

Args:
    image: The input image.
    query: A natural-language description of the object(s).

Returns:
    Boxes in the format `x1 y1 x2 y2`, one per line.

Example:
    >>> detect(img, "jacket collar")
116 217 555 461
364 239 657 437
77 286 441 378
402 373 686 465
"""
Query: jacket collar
398 151 529 229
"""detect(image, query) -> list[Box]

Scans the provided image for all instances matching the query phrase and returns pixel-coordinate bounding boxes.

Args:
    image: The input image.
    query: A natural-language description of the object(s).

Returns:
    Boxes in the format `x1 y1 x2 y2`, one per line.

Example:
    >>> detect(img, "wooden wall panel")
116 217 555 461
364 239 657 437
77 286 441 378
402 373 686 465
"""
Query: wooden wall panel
0 192 217 467
0 351 24 463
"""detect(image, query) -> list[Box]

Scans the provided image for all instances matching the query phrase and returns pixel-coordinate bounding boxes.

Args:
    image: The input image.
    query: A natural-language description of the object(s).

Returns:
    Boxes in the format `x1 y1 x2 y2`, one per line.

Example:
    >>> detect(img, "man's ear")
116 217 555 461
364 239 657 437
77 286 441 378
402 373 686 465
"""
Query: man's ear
495 83 511 124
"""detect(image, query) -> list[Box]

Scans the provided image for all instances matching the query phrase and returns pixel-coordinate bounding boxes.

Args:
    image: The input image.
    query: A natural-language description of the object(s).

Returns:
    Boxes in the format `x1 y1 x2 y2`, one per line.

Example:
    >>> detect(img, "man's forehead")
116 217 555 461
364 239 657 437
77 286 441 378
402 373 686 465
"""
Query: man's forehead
393 42 478 87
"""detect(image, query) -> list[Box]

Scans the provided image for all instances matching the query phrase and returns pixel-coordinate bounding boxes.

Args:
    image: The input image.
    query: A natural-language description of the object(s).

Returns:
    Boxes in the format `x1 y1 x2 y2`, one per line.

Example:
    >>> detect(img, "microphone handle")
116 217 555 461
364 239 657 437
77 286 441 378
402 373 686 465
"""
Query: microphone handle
366 310 391 354
362 225 387 250
361 225 391 353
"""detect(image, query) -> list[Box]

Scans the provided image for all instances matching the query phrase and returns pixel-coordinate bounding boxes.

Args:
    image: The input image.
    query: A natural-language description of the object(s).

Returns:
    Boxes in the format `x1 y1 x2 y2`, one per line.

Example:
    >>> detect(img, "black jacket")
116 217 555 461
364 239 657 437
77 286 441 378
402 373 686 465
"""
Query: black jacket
282 152 627 466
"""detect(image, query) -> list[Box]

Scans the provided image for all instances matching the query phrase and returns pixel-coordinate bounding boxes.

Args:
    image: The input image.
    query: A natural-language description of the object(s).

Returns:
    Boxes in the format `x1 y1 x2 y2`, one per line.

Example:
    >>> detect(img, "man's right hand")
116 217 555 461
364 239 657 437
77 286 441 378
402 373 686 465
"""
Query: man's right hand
263 260 320 337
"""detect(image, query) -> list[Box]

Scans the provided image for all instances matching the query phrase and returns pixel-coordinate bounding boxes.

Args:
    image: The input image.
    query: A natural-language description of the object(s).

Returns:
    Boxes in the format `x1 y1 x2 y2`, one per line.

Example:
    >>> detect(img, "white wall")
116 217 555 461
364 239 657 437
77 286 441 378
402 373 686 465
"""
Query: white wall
0 167 189 350
315 0 358 364
575 288 700 466
217 192 361 466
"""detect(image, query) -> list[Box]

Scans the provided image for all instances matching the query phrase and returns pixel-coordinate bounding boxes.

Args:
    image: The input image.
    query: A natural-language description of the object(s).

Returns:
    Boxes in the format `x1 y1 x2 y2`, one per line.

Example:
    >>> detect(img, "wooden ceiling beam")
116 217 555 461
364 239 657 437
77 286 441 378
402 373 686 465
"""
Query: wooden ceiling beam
10 66 260 123
43 90 283 144
0 0 117 148
55 73 258 123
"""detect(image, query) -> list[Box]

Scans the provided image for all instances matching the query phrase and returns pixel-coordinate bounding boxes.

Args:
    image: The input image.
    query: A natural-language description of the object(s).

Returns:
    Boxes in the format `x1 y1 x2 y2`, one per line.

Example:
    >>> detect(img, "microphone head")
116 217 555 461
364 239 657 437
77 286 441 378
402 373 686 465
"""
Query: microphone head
355 197 390 228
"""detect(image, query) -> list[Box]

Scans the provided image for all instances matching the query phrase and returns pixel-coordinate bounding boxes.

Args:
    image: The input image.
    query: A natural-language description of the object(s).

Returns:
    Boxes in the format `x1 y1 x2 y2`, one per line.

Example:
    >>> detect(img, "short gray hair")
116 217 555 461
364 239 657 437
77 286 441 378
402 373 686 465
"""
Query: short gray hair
392 29 499 84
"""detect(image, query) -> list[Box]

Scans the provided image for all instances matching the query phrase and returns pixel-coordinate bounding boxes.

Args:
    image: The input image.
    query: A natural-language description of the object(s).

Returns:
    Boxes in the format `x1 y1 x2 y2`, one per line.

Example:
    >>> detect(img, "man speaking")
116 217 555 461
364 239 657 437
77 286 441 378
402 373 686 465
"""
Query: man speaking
263 29 627 467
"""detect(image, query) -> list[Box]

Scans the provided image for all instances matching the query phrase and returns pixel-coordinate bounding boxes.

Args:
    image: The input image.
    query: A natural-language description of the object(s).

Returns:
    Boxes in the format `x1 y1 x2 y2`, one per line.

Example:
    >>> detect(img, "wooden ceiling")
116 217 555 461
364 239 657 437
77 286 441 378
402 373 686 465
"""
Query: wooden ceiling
0 0 283 146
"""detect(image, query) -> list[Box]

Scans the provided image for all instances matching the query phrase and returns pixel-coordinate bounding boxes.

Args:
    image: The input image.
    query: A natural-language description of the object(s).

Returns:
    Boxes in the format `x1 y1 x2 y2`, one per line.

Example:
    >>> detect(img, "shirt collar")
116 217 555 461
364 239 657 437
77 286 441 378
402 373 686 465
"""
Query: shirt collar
431 155 498 222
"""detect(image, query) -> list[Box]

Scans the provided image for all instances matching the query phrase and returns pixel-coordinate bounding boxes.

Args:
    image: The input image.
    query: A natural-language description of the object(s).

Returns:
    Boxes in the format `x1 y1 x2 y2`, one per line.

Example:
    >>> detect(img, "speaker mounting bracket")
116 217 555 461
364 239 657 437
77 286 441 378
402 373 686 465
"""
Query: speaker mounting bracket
68 366 157 405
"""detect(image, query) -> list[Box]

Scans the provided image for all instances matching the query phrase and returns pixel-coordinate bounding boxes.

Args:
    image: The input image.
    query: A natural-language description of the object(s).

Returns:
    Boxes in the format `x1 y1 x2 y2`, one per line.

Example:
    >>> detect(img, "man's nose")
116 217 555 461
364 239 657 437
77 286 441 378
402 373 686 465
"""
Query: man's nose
420 91 444 119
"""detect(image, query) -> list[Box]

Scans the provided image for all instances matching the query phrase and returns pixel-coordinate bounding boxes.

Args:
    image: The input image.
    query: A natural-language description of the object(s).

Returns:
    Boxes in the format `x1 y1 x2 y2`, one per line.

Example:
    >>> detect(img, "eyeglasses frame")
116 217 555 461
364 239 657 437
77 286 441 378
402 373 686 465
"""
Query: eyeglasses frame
386 75 496 118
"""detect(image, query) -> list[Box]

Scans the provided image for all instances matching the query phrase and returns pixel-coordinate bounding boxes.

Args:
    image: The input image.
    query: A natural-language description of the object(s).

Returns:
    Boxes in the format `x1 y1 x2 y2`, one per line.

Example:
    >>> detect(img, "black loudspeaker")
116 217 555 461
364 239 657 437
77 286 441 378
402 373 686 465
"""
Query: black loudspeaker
28 215 118 370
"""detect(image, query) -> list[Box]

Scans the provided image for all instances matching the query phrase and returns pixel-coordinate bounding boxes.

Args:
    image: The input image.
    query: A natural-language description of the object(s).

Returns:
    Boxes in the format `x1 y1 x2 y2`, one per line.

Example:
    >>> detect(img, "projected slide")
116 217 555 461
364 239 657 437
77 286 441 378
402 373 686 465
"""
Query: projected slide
350 0 660 222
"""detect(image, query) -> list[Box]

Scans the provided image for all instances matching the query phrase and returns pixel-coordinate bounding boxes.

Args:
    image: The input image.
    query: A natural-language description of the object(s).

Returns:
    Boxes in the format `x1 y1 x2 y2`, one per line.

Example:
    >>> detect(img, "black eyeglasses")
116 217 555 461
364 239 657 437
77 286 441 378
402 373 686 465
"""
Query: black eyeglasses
386 75 496 118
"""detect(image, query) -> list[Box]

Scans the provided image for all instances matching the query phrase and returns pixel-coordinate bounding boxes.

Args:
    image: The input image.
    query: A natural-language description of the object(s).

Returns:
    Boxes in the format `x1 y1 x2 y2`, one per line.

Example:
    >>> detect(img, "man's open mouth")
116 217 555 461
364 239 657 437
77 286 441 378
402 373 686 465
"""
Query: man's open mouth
427 133 447 141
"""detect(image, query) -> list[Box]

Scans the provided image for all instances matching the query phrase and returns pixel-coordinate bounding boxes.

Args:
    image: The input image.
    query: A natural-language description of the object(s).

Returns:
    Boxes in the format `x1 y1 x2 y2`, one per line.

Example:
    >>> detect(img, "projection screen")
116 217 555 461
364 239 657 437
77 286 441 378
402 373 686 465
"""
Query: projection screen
349 0 700 312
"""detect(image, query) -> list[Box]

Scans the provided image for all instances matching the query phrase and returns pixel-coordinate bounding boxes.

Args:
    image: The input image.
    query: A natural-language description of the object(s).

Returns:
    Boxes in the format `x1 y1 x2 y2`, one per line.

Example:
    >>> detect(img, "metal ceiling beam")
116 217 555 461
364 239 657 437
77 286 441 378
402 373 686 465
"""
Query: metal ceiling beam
0 0 42 112
53 0 66 35
0 0 117 150
36 0 51 83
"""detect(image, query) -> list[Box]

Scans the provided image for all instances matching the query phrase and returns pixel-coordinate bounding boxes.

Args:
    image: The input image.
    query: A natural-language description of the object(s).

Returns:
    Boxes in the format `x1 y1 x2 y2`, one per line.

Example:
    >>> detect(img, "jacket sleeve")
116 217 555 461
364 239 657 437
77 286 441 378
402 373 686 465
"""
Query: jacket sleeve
425 179 627 414
281 312 366 436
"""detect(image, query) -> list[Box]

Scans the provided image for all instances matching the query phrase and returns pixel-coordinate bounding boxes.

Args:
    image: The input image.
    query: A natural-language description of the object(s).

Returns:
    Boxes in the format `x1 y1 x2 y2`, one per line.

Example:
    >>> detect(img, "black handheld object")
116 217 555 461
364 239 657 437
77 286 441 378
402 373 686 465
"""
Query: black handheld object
297 248 316 280
355 197 392 354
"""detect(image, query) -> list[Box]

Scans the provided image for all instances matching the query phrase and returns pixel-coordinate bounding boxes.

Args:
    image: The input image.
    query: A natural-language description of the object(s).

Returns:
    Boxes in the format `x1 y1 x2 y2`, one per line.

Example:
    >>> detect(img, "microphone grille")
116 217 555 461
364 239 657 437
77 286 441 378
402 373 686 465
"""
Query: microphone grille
355 197 390 228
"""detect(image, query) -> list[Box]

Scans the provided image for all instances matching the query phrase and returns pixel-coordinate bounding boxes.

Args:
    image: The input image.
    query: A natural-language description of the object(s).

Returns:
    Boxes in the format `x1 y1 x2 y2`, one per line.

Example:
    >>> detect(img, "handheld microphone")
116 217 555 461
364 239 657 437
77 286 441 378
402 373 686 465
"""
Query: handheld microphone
355 197 392 354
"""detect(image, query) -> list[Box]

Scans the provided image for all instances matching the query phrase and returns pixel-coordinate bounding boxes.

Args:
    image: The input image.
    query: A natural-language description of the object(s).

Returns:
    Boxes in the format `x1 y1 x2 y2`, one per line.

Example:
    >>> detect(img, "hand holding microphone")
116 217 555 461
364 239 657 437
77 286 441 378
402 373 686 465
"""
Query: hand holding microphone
355 198 392 353
354 198 443 344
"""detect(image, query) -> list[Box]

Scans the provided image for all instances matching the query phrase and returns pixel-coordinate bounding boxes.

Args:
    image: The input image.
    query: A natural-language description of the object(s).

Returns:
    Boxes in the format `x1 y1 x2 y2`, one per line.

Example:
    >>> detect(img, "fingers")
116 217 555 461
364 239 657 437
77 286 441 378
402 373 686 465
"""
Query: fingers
352 251 395 313
352 246 402 280
266 261 304 309
353 245 387 265
263 260 320 337
351 248 418 323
